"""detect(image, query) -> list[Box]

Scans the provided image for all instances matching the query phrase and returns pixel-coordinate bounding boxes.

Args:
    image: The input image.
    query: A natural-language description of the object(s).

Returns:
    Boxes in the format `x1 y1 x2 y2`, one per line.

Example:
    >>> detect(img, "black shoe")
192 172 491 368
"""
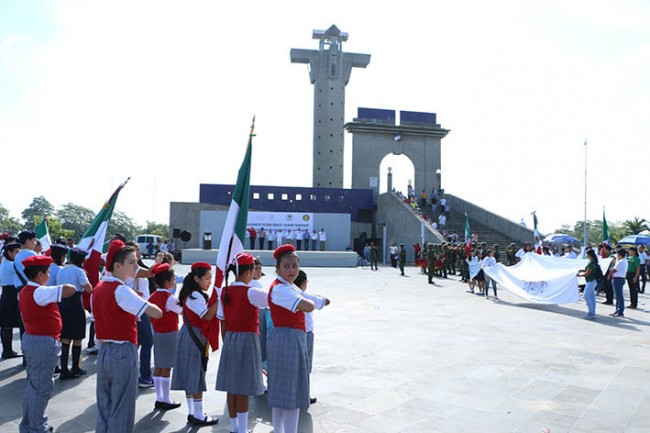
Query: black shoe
1 351 22 359
155 400 181 410
602 301 613 305
189 414 219 426
310 397 317 404
54 366 61 374
59 370 81 380
71 368 87 376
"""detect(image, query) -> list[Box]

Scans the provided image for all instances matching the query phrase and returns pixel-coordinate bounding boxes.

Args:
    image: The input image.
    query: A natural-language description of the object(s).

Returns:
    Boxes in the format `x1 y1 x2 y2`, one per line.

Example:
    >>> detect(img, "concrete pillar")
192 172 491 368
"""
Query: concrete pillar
291 25 370 188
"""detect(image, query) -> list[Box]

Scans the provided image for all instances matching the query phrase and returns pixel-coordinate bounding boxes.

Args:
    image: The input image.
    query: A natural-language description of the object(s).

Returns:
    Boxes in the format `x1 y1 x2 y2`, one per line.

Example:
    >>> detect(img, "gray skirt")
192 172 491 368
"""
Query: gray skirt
153 331 178 369
170 325 206 394
216 331 264 396
306 331 314 374
266 327 310 410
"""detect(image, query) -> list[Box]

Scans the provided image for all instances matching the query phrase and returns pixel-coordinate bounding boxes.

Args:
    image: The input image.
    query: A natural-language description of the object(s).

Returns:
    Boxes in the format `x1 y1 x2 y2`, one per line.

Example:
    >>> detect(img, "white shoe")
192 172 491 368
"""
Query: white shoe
85 346 99 354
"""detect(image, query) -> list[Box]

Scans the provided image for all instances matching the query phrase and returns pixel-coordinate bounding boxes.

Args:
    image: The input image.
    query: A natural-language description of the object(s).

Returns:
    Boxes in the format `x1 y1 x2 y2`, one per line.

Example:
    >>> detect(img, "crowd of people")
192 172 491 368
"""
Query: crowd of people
407 238 648 320
245 227 328 251
0 230 330 433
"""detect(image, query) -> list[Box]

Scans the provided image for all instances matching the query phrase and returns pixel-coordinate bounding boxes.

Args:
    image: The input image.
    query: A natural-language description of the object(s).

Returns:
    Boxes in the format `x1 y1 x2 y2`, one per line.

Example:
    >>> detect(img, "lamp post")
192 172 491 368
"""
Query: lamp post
436 168 442 195
387 167 393 192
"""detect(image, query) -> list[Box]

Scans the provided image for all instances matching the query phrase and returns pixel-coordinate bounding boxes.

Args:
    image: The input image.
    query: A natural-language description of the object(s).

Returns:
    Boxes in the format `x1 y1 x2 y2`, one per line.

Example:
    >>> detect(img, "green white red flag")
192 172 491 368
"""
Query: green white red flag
35 218 52 255
215 120 254 289
78 178 129 288
602 208 610 245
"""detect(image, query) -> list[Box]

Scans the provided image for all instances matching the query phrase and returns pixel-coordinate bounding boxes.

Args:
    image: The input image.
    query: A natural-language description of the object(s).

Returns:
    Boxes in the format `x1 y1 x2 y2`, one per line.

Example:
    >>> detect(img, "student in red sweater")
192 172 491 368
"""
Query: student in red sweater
18 255 76 433
92 240 162 433
148 262 183 410
216 253 269 433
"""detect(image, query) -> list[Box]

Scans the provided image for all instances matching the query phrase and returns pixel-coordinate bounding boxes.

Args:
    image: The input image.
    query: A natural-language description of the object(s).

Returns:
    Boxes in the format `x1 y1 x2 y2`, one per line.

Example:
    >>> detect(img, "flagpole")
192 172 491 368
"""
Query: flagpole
583 140 588 252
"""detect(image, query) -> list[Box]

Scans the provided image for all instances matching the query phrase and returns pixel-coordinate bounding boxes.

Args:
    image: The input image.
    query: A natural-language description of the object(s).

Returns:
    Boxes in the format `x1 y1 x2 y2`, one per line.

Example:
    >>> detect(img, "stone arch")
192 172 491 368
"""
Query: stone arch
378 154 414 195
345 108 449 199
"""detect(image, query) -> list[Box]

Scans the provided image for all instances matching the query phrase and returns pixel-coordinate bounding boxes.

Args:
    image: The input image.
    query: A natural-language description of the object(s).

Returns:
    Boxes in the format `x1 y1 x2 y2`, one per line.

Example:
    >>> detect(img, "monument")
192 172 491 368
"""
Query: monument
290 25 371 188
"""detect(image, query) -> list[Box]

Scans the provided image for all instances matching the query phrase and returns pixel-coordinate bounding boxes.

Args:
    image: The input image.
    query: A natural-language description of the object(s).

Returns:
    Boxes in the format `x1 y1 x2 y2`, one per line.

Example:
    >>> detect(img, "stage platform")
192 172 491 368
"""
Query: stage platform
180 248 359 267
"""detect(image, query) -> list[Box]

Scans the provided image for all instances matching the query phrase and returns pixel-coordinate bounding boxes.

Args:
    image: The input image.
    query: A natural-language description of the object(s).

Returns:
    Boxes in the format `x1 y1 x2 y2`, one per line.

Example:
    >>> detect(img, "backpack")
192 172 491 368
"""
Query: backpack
592 264 604 282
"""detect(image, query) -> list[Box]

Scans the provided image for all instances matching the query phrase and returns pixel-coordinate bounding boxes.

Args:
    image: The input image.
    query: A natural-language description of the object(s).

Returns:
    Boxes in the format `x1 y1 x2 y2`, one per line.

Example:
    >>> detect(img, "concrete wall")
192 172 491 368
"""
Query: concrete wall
444 194 535 244
199 211 352 251
169 202 228 249
376 192 444 263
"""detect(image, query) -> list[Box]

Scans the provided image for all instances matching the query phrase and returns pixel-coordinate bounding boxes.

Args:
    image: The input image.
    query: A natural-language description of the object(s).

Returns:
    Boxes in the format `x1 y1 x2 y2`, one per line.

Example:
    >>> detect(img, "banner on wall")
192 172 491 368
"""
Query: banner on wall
246 212 314 234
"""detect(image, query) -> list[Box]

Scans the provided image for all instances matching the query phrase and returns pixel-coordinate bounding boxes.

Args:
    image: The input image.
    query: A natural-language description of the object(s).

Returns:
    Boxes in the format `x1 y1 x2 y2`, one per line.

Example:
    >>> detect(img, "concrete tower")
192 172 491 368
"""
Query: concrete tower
291 25 371 188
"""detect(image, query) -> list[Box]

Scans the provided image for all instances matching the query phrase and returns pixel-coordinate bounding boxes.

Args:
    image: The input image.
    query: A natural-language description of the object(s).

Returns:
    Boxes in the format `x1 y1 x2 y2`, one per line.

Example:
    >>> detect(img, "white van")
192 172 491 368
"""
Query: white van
136 234 162 258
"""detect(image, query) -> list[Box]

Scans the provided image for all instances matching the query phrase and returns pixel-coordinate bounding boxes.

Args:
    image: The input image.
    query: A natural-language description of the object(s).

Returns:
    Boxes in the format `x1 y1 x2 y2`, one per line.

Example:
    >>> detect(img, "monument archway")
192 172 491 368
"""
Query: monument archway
378 154 414 195
345 108 449 199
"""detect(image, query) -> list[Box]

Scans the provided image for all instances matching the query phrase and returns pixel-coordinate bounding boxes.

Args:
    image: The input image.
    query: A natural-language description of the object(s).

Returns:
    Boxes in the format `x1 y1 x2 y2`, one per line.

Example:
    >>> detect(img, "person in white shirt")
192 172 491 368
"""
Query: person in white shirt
482 249 498 299
608 248 629 317
564 245 578 259
438 213 446 228
293 270 329 405
318 229 327 251
275 230 283 247
310 230 318 251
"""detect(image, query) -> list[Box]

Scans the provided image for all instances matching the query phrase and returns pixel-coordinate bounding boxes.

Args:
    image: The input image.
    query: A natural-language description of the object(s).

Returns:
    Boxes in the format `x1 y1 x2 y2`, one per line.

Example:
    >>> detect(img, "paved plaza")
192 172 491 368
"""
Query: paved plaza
1 263 650 433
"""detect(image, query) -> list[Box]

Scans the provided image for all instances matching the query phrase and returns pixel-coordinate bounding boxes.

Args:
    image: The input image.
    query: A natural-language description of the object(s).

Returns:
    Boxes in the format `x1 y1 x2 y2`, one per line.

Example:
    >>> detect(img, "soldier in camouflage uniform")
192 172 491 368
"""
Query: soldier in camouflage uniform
506 243 517 266
427 244 436 284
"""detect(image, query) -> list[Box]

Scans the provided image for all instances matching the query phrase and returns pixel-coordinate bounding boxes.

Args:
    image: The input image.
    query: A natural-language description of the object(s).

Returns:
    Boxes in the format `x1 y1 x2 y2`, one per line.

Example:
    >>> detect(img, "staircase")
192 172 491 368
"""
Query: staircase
376 192 445 263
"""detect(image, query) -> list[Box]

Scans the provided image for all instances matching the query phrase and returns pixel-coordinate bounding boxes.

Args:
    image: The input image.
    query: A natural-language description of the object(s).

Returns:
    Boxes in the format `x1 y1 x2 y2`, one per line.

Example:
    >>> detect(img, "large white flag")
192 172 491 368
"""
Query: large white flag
483 253 611 304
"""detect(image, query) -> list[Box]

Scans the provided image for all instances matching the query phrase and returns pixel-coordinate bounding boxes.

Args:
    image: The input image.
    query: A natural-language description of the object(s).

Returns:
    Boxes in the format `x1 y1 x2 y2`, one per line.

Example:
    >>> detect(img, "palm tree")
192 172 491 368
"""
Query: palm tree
622 217 649 236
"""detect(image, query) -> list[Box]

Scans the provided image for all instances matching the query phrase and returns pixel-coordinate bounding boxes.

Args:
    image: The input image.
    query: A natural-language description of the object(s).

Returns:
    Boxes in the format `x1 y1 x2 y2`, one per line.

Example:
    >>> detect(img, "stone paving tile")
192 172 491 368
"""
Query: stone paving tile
4 264 650 432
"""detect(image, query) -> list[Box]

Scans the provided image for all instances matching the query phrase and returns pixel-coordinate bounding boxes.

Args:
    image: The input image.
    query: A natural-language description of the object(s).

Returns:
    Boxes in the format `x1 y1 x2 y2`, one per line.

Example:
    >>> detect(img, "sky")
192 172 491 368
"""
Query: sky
1 0 649 234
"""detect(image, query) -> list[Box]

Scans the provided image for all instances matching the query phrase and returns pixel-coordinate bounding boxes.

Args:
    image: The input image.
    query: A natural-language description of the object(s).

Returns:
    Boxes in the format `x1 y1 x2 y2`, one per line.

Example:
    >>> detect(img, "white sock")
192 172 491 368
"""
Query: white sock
272 408 284 433
230 417 239 432
185 396 194 417
153 377 162 401
284 408 300 433
193 398 204 419
237 411 248 433
160 377 172 403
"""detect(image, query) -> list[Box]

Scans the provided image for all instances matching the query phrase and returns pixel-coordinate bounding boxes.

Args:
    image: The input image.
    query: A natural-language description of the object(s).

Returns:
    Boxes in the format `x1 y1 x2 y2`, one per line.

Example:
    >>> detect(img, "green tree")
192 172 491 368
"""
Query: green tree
622 217 648 236
0 203 23 234
142 221 170 239
108 211 140 242
57 203 96 240
21 196 55 230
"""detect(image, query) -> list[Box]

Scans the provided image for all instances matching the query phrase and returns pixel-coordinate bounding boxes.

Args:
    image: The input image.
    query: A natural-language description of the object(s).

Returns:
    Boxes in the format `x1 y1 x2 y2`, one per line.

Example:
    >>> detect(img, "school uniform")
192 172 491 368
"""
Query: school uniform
92 275 149 433
301 292 327 373
267 276 310 410
56 265 89 341
149 289 182 370
47 263 62 286
0 259 21 328
252 279 273 367
171 292 216 394
215 282 268 396
18 281 64 433
13 249 36 287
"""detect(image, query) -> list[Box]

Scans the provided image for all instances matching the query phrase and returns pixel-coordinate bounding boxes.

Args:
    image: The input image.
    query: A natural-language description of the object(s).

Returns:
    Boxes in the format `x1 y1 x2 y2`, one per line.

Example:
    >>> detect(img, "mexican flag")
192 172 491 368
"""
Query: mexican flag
464 212 471 254
78 178 129 289
602 208 610 245
35 218 52 255
215 120 254 289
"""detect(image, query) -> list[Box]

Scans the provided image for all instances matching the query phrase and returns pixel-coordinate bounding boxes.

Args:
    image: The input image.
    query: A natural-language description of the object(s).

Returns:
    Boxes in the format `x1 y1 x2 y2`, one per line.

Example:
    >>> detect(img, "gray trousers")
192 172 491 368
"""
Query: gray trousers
96 342 138 433
20 334 60 433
